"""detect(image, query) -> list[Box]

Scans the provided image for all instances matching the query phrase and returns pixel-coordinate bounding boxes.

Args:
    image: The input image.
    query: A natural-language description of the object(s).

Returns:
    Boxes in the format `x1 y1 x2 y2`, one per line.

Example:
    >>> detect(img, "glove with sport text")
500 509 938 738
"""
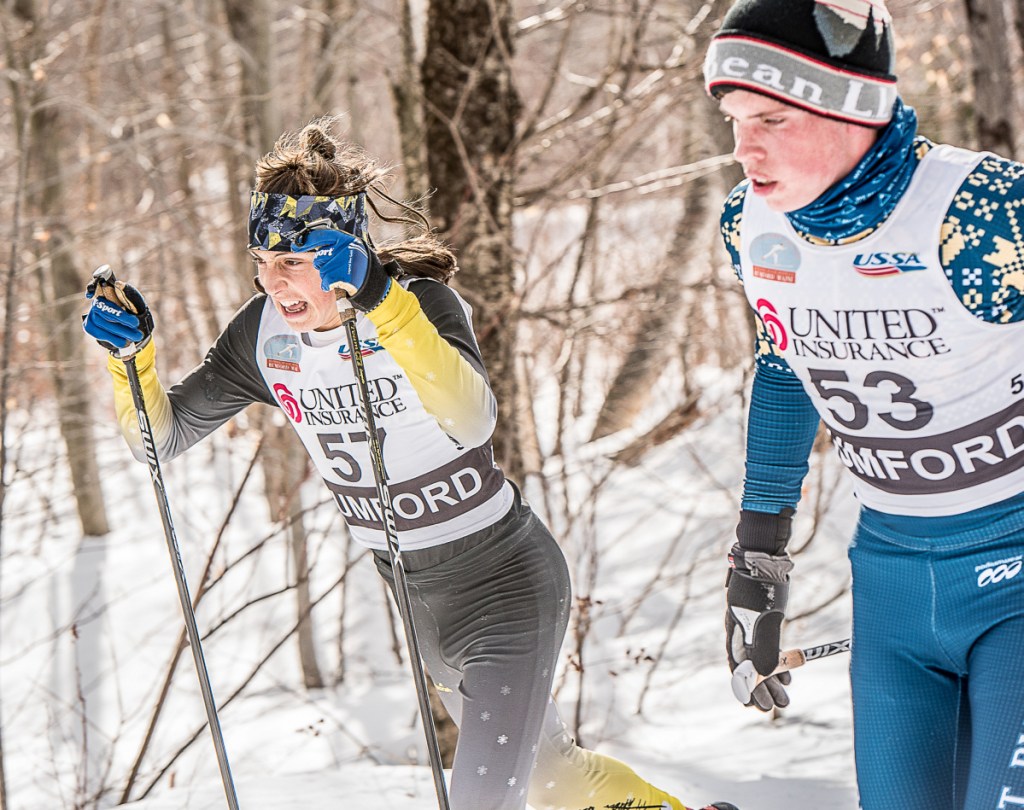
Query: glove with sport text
725 508 794 712
294 229 391 312
83 277 154 355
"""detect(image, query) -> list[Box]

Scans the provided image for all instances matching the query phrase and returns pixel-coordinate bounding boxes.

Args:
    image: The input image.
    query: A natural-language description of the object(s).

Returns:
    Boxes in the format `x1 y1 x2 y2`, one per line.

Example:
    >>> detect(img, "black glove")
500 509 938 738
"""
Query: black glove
725 509 794 711
83 275 154 355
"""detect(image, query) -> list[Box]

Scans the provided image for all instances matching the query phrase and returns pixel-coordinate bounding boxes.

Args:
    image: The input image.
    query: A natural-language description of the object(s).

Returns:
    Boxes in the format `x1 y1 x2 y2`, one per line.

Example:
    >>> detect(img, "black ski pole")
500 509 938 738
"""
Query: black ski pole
732 637 851 703
333 289 452 810
90 265 241 810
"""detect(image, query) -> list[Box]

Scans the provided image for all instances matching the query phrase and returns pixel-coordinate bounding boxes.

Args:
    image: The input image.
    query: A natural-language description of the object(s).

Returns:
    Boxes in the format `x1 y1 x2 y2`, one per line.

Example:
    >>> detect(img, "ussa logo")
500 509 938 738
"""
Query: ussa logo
339 337 384 360
853 252 927 277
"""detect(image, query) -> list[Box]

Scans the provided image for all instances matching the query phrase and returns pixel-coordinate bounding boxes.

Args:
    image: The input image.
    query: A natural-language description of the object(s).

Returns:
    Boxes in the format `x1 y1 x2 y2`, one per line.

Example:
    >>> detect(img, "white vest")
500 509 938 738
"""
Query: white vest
255 282 512 549
739 145 1024 516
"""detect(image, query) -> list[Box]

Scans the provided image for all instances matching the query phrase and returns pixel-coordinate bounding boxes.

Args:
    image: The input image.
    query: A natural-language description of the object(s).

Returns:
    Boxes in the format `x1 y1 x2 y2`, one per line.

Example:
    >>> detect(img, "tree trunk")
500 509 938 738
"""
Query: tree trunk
262 427 324 689
310 0 357 113
589 6 727 442
3 2 109 804
391 0 430 204
201 0 253 295
0 84 30 810
418 0 522 759
160 6 221 349
13 0 110 538
965 0 1019 157
422 0 523 482
222 0 280 156
588 178 710 441
222 0 324 689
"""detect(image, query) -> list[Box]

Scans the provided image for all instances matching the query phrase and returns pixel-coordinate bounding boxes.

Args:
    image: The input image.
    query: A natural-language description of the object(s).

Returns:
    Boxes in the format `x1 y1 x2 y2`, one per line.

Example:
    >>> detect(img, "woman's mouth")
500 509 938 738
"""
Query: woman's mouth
279 300 308 317
750 178 777 194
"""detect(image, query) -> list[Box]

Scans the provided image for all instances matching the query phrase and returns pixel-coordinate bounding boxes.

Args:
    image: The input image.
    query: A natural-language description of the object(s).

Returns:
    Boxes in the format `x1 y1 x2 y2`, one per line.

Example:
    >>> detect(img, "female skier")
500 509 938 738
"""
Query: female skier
83 117 738 810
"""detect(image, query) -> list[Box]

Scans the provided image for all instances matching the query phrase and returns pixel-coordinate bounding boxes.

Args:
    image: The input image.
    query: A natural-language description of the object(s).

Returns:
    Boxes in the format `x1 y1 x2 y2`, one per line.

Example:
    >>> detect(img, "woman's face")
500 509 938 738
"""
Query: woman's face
251 250 341 332
720 90 880 212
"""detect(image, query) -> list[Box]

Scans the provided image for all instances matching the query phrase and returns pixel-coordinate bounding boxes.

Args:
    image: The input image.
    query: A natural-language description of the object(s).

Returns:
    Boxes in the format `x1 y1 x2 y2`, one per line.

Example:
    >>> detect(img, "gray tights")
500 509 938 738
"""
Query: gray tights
375 490 684 810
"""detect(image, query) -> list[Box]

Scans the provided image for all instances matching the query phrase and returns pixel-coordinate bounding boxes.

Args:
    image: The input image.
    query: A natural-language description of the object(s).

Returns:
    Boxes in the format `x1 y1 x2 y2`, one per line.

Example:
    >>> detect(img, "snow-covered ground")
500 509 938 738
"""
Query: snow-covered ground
1 364 861 810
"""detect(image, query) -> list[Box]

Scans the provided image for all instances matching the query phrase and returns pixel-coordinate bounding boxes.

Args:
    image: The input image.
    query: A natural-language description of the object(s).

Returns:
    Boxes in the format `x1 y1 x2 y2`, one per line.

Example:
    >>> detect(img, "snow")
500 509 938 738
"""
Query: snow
2 364 861 809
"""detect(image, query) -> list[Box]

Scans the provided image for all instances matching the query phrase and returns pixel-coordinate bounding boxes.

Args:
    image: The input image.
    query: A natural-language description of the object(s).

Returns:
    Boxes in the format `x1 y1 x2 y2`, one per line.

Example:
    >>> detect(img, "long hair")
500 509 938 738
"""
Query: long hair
253 116 457 284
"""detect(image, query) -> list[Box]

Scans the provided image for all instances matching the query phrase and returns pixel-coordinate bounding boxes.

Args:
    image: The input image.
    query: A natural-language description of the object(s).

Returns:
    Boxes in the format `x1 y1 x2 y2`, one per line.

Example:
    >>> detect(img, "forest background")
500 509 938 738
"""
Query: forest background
1 1 1021 808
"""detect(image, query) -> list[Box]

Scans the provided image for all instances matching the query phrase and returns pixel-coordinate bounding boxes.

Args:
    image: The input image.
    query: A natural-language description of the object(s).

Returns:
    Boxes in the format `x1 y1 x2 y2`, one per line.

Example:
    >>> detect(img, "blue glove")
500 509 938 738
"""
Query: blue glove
294 229 391 311
83 279 154 355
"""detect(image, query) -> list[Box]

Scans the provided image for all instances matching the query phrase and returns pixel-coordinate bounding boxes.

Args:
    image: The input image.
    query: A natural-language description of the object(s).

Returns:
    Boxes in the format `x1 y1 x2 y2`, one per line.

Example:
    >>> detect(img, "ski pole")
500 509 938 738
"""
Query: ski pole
90 266 241 810
333 288 452 810
731 638 851 703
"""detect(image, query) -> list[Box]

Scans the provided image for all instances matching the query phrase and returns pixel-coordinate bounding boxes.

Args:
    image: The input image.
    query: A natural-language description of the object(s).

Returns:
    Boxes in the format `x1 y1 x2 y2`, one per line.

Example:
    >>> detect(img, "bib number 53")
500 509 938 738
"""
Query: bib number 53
808 368 933 432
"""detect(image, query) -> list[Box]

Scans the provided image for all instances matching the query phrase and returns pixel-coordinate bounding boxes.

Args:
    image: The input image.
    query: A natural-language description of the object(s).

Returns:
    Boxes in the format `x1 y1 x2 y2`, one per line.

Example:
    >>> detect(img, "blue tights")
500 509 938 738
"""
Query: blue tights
849 517 1024 809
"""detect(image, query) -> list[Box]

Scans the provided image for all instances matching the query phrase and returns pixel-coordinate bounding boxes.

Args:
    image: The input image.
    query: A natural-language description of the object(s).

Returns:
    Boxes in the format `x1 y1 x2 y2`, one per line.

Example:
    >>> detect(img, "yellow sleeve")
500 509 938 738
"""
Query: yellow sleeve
105 340 174 462
366 283 496 448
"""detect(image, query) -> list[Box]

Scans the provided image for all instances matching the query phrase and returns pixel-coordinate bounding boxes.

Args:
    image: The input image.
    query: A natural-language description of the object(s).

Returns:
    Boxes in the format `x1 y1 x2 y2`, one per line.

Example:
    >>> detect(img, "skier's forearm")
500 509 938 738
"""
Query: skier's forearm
741 361 820 513
106 339 174 463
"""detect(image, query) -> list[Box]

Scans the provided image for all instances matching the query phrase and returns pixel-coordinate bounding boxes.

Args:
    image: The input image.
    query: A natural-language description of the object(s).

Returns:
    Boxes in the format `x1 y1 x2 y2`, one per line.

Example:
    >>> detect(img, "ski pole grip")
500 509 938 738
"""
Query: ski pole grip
92 264 137 314
731 638 851 703
331 283 357 323
773 647 808 675
91 264 142 360
738 647 807 699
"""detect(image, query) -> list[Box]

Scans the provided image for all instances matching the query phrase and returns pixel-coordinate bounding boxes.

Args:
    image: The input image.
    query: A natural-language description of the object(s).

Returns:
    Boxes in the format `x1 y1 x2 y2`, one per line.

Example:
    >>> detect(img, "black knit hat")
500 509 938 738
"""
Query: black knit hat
704 0 897 127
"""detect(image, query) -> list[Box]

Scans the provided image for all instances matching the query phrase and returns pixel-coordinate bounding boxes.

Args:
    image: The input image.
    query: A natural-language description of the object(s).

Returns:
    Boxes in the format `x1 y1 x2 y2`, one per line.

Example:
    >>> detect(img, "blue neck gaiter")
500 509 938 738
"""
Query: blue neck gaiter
786 99 921 244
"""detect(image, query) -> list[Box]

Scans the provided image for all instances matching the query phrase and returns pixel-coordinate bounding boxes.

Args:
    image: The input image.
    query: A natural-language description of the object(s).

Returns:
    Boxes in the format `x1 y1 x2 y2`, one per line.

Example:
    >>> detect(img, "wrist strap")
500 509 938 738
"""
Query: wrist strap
352 253 393 311
736 507 794 555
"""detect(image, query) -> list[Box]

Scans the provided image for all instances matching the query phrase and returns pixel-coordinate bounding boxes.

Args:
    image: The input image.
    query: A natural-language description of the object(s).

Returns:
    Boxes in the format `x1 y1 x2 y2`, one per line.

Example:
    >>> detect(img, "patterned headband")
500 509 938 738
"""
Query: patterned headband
247 191 369 251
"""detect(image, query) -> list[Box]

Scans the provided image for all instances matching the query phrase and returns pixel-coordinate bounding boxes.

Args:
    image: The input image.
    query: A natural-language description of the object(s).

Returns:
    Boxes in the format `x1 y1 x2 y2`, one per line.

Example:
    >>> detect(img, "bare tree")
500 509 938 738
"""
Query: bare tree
262 433 324 688
422 0 523 480
222 0 280 157
309 0 357 113
5 0 110 538
0 68 28 810
390 0 430 204
589 1 727 442
222 0 324 689
965 0 1020 156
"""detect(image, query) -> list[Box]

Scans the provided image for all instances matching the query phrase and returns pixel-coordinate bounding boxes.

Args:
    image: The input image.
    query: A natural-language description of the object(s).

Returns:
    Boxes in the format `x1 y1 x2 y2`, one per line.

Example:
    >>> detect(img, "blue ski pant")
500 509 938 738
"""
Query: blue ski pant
849 515 1024 810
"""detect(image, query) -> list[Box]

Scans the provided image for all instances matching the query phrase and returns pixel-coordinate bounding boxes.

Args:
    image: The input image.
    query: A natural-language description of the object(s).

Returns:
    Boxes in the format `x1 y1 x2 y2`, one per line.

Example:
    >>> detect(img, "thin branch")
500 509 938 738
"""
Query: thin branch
135 567 353 800
118 438 262 803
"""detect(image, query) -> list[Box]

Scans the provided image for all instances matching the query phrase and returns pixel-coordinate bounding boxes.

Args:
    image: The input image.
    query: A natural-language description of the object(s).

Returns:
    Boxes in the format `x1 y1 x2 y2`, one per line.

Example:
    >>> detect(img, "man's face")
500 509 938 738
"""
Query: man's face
251 249 341 333
720 90 880 213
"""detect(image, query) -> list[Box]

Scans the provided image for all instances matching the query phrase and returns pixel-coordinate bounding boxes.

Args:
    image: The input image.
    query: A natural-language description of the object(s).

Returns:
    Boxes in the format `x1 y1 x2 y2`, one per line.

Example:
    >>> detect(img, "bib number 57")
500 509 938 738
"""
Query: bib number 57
317 429 387 483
